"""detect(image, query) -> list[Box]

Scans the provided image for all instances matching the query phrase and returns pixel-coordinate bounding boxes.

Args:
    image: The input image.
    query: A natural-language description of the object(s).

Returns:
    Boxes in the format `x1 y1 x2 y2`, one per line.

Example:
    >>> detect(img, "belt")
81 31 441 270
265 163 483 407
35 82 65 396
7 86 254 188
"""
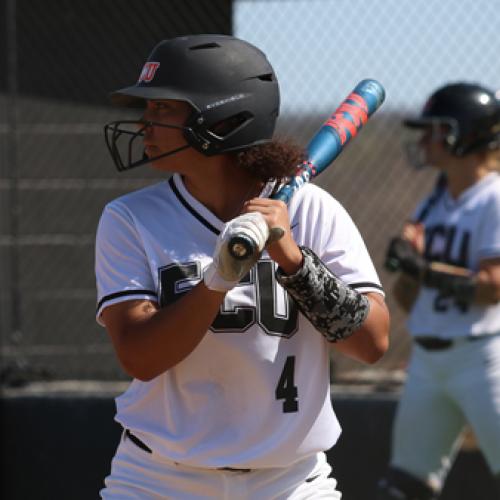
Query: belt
414 335 487 351
124 429 251 473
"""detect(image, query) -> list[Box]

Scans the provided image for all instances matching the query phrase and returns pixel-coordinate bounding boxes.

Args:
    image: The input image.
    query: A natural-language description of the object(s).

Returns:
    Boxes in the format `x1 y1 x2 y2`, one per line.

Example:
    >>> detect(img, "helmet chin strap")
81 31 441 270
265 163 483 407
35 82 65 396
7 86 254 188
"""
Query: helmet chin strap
135 143 191 169
132 120 192 169
104 120 195 171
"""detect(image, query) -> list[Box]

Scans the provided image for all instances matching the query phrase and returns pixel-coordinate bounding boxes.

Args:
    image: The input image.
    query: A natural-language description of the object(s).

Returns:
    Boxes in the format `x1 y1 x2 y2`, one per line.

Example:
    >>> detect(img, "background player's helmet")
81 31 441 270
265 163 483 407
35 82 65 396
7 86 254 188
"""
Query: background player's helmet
404 82 500 156
105 34 280 170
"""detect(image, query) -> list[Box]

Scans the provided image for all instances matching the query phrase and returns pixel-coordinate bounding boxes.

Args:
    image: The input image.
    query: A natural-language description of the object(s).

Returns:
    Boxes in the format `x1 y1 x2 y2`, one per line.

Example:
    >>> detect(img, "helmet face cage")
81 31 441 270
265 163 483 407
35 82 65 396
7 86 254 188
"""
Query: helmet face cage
104 35 280 171
104 120 191 171
404 83 500 159
403 120 455 169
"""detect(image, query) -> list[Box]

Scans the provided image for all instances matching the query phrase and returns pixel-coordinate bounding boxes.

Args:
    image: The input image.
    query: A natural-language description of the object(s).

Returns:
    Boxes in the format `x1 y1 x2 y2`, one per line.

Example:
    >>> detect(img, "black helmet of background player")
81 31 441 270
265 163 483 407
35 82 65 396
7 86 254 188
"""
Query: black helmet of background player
403 82 500 167
104 34 280 171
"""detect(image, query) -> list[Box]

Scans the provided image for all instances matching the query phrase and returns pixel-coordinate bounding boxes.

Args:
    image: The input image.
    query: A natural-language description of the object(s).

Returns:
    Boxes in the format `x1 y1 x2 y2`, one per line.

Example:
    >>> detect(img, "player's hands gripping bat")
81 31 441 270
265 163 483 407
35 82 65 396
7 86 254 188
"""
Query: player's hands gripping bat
385 237 477 304
203 212 271 292
228 79 386 260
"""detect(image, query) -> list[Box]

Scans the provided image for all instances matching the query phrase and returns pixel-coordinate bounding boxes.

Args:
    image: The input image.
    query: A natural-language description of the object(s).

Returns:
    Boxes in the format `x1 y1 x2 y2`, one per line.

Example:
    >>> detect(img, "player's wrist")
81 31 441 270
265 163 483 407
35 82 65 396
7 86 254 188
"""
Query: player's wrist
203 262 237 292
269 241 304 275
204 212 270 292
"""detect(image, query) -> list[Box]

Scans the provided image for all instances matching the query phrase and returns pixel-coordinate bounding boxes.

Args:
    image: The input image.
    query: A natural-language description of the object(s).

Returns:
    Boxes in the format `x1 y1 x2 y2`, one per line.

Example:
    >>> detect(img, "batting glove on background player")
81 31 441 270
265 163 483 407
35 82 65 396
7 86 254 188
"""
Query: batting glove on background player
204 212 272 292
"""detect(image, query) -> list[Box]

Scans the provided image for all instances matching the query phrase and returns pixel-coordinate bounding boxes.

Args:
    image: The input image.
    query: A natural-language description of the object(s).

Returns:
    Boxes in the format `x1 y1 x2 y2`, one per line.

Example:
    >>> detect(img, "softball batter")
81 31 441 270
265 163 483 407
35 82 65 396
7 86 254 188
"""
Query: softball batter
96 34 390 499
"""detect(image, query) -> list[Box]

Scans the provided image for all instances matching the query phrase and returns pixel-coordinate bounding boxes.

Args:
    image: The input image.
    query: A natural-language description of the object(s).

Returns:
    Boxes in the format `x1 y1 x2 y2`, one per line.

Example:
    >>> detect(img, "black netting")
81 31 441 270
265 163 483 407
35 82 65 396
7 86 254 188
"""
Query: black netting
0 0 232 384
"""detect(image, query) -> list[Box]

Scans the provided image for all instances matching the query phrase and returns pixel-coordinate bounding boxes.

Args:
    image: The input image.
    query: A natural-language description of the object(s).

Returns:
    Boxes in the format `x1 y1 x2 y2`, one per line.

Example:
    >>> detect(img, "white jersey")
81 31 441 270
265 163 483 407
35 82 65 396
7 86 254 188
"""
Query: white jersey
407 172 500 338
95 173 383 469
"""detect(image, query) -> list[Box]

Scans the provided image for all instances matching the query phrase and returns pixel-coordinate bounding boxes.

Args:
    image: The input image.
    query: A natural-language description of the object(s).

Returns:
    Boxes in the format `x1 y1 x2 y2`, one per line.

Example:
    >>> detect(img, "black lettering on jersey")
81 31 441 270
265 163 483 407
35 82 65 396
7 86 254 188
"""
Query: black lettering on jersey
425 225 470 268
425 225 446 262
433 291 450 313
457 231 470 268
210 269 255 332
158 262 202 306
424 225 471 313
256 261 298 338
275 355 299 413
433 291 470 314
158 260 298 337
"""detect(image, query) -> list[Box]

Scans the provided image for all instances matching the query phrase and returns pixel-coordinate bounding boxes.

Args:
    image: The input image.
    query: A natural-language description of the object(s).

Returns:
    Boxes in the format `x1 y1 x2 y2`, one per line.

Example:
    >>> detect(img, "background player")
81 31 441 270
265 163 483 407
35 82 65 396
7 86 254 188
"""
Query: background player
96 34 390 499
378 82 500 499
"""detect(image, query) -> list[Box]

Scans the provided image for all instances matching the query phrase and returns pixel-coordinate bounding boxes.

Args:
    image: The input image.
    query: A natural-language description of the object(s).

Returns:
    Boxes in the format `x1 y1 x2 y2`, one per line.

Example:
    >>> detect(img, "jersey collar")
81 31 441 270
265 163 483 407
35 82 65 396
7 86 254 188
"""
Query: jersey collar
444 171 498 208
168 173 279 236
168 174 223 235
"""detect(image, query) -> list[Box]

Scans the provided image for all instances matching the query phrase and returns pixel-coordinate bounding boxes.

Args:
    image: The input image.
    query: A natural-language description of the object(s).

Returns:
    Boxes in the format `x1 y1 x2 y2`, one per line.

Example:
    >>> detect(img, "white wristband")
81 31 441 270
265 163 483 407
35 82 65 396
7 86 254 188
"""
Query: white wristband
203 212 270 292
203 262 241 292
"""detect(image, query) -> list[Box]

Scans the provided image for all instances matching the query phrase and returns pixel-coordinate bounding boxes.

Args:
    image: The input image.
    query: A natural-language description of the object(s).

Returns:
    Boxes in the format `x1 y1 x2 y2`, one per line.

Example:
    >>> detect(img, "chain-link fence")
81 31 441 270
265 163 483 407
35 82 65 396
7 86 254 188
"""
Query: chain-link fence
1 0 498 385
0 0 232 383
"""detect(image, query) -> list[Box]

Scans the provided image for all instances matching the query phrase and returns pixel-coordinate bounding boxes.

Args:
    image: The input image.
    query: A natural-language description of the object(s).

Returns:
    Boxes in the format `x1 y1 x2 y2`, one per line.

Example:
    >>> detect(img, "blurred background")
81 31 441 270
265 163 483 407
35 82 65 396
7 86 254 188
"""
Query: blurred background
1 1 499 498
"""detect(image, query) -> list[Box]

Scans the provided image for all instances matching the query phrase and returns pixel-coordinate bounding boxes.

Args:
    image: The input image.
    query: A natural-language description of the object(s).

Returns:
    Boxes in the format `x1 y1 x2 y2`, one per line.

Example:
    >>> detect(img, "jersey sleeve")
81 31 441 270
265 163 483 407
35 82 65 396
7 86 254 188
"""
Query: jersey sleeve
476 192 500 260
291 185 384 296
95 201 158 326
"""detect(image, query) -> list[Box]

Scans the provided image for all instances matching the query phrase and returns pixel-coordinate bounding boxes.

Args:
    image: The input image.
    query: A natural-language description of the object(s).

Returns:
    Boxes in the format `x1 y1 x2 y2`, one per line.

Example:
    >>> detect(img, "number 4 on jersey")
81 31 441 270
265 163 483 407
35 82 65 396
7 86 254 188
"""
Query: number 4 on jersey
275 356 299 413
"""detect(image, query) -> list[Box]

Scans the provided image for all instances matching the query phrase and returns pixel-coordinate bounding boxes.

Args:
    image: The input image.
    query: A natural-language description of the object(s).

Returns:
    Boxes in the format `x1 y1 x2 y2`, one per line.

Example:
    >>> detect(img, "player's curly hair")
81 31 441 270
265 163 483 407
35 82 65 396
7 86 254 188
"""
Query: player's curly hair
236 138 306 184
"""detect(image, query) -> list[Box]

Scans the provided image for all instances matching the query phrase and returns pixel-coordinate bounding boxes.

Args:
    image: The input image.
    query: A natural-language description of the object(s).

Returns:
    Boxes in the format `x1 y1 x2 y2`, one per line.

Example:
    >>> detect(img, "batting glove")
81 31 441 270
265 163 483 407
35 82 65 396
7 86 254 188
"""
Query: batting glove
204 212 270 292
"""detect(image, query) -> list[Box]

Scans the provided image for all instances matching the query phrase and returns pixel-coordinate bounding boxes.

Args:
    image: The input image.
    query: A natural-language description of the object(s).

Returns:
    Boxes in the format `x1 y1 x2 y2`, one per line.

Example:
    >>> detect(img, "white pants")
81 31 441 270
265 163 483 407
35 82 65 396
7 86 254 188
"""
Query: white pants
390 334 500 490
101 432 342 499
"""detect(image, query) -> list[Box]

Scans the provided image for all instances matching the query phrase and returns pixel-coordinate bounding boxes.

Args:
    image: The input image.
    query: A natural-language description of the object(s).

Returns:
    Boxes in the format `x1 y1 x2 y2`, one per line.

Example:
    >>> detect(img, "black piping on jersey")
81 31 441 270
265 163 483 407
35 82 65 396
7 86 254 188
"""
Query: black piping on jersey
414 172 447 223
168 177 220 235
349 282 384 292
97 289 158 312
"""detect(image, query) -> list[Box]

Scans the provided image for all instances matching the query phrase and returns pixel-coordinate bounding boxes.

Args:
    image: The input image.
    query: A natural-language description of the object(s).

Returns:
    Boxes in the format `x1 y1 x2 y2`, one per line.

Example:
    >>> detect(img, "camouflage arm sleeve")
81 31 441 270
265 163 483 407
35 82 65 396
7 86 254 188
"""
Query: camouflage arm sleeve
275 246 371 342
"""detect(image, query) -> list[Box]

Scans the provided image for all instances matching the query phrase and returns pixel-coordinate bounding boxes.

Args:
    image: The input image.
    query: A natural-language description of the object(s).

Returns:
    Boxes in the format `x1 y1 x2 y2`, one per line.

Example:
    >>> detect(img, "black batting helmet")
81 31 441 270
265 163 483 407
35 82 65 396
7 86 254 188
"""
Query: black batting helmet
404 82 500 156
105 34 280 171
